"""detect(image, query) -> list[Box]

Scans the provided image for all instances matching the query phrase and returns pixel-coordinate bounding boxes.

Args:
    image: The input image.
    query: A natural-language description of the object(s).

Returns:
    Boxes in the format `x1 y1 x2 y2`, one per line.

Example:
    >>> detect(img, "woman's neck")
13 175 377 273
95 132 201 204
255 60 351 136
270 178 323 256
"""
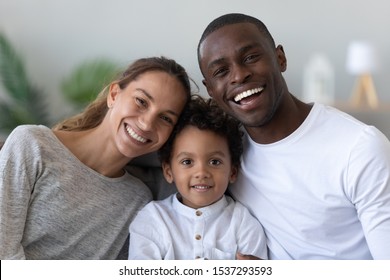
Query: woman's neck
53 128 129 178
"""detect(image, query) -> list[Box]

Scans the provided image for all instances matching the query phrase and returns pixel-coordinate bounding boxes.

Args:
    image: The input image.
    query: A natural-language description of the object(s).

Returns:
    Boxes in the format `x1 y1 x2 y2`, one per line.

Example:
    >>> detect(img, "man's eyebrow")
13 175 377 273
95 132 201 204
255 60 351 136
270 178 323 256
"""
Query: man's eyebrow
136 88 180 117
206 44 258 70
239 44 256 54
207 57 226 70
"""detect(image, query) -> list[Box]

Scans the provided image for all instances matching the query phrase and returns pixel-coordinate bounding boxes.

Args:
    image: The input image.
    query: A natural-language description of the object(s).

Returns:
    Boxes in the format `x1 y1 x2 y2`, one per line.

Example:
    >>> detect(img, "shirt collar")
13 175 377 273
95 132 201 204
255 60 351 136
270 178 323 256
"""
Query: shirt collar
172 193 228 219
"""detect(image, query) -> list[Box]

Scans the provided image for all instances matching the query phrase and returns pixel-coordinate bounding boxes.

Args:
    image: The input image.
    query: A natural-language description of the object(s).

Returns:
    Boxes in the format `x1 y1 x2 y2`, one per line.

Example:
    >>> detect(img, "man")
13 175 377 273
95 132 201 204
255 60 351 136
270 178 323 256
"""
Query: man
197 13 390 259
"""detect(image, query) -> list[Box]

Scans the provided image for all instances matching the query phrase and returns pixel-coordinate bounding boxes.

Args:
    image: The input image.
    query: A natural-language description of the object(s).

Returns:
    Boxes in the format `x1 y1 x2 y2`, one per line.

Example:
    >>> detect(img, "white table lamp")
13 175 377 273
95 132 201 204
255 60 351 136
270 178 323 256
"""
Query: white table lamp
346 41 379 108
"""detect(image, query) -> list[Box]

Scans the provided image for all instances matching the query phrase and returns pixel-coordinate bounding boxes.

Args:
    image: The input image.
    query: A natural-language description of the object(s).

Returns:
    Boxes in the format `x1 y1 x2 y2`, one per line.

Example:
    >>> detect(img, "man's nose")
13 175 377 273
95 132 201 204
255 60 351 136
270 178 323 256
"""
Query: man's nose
230 63 252 84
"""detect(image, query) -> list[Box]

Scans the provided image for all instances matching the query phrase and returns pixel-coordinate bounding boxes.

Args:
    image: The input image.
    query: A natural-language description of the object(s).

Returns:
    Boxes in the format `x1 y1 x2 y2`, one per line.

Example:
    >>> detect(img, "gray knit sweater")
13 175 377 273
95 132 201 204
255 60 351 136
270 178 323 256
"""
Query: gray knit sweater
0 125 152 259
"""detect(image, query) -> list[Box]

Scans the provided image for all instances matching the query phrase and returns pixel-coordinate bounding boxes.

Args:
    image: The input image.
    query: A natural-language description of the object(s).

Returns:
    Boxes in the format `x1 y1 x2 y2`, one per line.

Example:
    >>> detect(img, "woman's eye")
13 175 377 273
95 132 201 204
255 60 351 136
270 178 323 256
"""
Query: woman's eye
160 115 174 125
136 97 147 107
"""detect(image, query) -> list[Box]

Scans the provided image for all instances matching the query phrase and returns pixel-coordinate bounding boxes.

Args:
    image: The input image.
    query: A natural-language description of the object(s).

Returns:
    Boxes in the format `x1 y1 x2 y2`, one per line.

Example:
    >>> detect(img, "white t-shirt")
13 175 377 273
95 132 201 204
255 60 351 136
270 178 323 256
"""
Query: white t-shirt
128 194 268 260
230 103 390 259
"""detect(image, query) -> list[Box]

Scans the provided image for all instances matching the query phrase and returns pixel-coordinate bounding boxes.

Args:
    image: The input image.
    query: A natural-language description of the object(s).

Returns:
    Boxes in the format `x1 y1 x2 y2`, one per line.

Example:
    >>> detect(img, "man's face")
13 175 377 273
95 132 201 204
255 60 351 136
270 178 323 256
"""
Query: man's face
199 22 287 127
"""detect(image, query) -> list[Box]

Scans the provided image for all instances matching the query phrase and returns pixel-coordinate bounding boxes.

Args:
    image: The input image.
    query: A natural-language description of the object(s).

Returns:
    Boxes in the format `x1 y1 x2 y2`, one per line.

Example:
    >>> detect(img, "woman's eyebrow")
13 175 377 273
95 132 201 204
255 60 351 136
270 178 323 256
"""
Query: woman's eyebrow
136 88 154 101
136 88 180 117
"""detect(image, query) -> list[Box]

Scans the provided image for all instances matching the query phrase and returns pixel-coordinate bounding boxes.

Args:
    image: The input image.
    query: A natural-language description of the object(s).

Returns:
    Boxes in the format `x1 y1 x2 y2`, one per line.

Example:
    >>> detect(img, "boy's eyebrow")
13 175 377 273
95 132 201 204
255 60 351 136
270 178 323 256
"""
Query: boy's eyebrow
175 150 229 158
136 88 180 117
175 151 193 159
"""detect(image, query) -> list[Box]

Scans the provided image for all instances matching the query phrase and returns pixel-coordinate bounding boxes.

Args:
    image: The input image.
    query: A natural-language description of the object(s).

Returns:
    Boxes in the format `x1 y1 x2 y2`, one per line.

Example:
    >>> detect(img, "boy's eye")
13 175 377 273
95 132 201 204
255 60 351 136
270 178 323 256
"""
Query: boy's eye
180 159 192 165
210 159 221 166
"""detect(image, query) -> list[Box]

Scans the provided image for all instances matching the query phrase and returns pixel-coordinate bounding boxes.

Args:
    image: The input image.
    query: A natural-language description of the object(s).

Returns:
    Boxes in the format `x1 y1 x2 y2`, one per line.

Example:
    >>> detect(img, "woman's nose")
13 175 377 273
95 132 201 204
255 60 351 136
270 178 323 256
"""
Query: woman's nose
138 113 155 132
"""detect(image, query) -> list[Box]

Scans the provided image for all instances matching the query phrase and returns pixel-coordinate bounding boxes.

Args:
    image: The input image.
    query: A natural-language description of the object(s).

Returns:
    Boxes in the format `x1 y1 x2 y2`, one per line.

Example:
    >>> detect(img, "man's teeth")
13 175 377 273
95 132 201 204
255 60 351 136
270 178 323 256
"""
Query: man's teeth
126 125 147 143
234 87 263 102
193 185 211 189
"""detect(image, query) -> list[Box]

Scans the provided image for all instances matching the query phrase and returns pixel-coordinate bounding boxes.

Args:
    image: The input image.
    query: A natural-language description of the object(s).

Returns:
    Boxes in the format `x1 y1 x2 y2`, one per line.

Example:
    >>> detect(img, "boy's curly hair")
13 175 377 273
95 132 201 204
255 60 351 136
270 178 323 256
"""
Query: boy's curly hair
158 95 243 168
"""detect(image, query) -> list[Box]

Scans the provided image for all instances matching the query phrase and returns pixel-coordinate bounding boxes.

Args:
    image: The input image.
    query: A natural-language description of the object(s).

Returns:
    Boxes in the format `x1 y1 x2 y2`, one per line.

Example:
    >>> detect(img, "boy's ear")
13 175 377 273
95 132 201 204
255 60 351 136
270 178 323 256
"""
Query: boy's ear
229 166 239 184
162 162 174 184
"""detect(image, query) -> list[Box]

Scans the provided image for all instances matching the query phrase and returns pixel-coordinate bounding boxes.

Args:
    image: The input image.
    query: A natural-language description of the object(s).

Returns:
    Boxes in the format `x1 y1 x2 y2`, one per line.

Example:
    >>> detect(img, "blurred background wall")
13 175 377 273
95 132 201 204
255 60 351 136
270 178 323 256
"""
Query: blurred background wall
0 0 389 138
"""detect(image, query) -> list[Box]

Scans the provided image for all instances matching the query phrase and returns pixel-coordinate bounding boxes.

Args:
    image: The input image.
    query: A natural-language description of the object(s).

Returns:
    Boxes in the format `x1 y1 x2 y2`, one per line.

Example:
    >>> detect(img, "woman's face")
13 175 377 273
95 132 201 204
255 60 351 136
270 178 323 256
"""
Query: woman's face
107 70 188 159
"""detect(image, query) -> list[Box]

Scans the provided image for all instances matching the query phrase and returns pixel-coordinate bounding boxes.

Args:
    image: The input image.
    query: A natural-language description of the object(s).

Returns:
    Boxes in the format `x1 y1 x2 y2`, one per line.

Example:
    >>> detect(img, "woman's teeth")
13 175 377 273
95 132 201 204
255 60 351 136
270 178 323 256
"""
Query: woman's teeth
125 125 147 143
234 87 263 102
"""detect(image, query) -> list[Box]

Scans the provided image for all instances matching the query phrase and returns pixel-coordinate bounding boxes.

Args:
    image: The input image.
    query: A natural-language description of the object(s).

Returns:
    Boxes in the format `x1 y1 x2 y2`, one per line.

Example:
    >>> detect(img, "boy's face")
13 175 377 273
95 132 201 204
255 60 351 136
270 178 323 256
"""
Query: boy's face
163 126 237 209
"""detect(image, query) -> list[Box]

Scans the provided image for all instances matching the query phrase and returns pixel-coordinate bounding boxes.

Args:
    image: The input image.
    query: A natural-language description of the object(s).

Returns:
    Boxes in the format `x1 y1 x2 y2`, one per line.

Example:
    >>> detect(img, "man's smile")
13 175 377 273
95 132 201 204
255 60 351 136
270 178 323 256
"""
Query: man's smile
234 87 264 103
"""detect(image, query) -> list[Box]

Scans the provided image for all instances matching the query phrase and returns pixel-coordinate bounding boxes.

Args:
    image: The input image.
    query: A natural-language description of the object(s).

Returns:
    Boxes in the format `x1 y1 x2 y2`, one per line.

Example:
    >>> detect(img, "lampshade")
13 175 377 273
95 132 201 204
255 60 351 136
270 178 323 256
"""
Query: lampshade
346 41 377 75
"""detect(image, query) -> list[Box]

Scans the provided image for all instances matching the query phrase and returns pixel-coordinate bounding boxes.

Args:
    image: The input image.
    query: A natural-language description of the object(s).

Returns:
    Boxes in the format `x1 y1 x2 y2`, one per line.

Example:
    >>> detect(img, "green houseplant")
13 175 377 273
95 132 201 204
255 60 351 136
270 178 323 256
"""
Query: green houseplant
61 59 120 112
0 33 50 134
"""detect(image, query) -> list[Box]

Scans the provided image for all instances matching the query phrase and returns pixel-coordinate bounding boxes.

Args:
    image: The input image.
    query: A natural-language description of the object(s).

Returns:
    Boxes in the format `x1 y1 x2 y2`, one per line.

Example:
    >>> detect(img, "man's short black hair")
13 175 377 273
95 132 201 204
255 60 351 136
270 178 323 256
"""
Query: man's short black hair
197 13 275 66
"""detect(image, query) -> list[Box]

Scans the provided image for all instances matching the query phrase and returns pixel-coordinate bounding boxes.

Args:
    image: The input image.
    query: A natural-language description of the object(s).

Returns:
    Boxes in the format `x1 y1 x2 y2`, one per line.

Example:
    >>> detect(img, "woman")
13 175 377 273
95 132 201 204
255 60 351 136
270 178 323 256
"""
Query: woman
0 56 192 259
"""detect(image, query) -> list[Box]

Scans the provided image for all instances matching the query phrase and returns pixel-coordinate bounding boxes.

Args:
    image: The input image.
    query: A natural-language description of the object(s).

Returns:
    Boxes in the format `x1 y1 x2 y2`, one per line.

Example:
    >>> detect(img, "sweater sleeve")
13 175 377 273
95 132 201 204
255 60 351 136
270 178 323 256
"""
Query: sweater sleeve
0 126 41 259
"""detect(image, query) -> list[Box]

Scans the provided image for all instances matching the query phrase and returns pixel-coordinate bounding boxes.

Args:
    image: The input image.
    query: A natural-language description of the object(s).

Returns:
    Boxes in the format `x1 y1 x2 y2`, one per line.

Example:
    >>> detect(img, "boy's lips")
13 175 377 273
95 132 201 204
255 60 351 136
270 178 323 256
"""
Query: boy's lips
192 185 212 190
192 185 212 192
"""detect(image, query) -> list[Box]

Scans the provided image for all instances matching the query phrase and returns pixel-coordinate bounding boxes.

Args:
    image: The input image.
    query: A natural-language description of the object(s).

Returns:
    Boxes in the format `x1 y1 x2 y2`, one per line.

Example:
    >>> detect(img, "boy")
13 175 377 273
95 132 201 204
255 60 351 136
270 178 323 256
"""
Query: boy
128 95 267 260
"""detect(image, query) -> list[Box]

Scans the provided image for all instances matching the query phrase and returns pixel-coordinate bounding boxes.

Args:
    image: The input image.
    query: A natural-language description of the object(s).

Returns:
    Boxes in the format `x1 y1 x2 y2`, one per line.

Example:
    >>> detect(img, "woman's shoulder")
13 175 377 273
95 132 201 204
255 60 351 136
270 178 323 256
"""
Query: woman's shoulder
4 124 51 146
9 124 51 138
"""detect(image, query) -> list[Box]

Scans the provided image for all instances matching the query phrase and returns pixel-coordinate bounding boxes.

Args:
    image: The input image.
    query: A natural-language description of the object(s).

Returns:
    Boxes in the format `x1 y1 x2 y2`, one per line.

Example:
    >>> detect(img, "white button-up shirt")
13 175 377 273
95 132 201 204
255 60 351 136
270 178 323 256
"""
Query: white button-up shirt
129 194 267 260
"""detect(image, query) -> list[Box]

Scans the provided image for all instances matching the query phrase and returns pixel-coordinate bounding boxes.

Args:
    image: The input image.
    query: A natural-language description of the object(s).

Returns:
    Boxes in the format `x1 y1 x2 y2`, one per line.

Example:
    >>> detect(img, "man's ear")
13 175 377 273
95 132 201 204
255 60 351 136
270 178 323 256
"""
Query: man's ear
162 162 174 184
276 45 287 72
202 79 214 98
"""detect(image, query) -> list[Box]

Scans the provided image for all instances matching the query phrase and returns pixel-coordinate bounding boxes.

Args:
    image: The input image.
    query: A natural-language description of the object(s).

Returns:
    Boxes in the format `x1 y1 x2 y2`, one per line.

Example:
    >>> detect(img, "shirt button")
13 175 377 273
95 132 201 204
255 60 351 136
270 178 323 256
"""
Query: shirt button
195 234 202 240
196 210 202 216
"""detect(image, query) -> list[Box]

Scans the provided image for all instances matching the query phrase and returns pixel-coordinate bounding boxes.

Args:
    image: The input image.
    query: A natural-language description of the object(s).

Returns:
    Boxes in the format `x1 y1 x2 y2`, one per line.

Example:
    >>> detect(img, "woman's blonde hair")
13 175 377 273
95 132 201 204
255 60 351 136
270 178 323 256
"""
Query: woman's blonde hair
53 56 192 131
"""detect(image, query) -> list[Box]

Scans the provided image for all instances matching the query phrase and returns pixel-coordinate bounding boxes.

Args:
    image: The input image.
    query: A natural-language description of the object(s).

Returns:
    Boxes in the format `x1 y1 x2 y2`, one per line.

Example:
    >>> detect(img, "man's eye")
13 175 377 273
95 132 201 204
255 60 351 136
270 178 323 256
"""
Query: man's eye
244 54 260 63
213 67 228 77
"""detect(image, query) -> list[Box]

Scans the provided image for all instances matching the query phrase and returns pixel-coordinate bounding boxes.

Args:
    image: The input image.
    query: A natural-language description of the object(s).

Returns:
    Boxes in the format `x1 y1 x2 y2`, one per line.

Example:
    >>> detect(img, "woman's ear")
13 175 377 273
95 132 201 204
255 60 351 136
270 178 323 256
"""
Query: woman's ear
107 83 120 108
162 162 174 184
